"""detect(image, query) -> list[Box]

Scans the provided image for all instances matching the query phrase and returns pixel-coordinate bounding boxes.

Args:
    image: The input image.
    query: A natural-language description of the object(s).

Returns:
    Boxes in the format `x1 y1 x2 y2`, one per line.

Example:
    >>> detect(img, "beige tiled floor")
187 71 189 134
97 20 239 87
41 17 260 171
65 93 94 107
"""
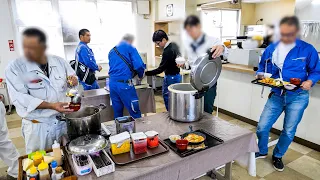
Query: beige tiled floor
1 92 320 180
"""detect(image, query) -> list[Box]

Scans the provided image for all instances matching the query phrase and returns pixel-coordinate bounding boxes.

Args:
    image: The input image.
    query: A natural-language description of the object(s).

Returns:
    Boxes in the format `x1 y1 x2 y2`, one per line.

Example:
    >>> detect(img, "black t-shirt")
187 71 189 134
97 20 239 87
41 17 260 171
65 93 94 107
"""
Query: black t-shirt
146 42 180 76
39 63 49 77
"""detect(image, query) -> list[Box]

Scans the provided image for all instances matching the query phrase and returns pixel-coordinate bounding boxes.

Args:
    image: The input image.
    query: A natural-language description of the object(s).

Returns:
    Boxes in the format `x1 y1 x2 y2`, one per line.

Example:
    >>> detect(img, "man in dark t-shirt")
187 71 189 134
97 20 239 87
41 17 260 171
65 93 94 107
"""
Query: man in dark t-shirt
145 30 181 110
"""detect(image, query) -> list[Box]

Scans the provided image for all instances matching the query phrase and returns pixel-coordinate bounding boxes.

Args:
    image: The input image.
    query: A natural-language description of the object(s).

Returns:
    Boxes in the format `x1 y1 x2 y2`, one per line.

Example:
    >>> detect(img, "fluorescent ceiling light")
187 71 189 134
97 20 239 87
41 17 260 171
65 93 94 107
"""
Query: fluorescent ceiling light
201 0 231 6
312 0 320 4
242 0 279 3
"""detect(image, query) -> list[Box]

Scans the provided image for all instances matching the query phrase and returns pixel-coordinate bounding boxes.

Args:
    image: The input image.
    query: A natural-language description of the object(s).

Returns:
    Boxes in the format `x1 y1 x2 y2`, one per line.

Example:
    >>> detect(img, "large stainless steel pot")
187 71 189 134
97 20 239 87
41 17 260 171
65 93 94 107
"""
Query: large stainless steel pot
168 83 204 122
57 104 106 140
168 50 222 122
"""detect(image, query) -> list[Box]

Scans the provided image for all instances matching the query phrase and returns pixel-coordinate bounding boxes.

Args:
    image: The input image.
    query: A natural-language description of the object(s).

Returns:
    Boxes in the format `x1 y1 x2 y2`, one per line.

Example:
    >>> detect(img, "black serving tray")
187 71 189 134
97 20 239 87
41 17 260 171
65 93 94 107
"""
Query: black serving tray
163 129 224 157
251 79 300 91
251 79 283 89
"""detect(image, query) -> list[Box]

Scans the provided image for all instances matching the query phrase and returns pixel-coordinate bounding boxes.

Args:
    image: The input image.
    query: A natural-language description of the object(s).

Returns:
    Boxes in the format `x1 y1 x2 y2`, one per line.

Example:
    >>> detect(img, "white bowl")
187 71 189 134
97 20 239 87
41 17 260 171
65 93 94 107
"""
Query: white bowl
169 135 181 143
284 84 297 90
175 57 186 65
264 73 272 78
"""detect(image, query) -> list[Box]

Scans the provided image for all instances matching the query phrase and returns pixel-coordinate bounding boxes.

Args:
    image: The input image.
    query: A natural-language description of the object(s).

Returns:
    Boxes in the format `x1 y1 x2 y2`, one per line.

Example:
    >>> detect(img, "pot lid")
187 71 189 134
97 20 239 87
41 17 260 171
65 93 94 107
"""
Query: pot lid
190 52 222 91
68 134 107 155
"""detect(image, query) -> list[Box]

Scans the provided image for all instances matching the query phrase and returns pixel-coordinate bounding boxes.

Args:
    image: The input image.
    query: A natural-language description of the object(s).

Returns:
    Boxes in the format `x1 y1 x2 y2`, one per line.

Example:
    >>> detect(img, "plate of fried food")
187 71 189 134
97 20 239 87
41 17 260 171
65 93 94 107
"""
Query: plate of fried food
182 126 206 145
258 78 289 87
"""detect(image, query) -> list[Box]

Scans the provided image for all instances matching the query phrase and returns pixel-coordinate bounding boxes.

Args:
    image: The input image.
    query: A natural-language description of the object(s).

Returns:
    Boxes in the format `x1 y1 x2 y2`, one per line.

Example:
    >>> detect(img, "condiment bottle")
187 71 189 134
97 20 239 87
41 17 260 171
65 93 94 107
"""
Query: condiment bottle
55 166 64 180
27 166 39 180
52 140 62 166
38 160 50 180
51 160 58 173
33 152 44 167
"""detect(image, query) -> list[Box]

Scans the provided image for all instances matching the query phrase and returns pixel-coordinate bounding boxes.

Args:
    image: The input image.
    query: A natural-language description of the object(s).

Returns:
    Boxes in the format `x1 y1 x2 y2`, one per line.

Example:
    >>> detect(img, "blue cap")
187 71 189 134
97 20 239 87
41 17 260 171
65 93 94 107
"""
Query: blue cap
51 160 58 168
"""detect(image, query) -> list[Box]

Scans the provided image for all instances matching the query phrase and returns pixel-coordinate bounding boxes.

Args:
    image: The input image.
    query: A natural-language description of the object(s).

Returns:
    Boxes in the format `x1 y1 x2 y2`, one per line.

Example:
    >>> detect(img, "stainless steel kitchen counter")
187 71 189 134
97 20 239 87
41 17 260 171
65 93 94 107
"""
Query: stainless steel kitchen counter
67 112 258 180
81 86 155 122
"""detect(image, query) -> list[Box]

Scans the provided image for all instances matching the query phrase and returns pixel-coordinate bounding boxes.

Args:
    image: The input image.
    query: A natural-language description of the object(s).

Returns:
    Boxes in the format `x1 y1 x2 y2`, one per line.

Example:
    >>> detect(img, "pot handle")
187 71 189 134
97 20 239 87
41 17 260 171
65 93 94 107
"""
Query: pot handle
207 49 215 60
56 115 66 121
98 103 107 110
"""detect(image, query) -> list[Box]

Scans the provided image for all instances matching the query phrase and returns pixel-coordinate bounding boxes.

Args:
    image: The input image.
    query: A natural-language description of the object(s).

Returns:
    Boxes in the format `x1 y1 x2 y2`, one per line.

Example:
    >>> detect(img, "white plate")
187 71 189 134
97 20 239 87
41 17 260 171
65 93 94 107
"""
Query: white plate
284 84 297 90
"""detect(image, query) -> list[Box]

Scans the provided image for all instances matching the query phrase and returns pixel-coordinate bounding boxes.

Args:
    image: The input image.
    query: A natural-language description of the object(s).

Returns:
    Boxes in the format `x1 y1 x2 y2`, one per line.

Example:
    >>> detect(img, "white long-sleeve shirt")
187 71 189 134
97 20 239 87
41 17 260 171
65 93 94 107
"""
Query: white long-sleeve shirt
183 32 228 69
5 55 75 123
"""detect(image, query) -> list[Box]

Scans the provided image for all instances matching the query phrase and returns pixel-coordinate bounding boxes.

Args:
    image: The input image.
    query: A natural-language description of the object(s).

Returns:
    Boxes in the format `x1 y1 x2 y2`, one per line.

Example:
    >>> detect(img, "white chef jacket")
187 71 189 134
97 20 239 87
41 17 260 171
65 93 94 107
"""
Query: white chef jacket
183 32 229 69
5 55 76 123
0 101 19 178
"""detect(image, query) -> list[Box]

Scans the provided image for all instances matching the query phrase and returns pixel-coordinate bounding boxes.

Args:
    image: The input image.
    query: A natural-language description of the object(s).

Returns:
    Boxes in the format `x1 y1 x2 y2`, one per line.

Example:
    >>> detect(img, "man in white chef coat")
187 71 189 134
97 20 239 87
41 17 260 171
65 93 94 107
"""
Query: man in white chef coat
182 15 229 114
5 28 78 154
0 101 19 179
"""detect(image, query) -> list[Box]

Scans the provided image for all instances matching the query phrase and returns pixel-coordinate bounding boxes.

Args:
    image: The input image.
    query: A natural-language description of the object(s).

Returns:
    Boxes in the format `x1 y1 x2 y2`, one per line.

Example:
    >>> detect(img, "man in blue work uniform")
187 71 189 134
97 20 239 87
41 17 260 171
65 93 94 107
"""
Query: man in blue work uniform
255 16 320 172
75 29 102 90
108 34 146 119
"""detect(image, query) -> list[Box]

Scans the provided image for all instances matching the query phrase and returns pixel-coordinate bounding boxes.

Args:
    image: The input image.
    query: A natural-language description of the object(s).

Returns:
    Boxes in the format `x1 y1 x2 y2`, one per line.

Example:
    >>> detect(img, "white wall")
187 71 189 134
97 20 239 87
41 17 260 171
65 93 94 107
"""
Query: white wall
254 0 295 25
134 0 155 67
157 0 186 21
295 1 320 51
0 0 19 78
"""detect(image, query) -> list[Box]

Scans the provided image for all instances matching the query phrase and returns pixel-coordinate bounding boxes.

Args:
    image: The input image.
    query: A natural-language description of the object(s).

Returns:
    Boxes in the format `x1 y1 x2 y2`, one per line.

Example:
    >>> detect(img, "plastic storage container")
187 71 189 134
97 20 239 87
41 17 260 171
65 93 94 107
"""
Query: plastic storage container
109 132 131 155
38 160 50 180
145 131 159 148
131 132 147 154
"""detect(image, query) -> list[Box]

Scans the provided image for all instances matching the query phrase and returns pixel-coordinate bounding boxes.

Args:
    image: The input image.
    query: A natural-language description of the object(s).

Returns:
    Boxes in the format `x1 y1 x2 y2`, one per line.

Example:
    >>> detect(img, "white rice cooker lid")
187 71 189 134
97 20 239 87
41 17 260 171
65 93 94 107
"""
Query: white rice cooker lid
190 52 222 91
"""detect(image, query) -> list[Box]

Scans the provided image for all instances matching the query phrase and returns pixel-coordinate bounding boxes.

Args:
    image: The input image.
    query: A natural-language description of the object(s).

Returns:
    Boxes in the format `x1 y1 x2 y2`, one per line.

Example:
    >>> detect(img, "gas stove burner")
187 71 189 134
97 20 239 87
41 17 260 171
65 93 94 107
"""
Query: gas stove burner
74 155 90 167
72 154 92 176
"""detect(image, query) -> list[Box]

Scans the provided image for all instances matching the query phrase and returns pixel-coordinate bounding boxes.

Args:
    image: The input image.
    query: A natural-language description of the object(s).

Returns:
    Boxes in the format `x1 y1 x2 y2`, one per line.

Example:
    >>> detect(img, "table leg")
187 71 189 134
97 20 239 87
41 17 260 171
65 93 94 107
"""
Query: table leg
152 76 156 90
248 152 256 177
210 162 232 180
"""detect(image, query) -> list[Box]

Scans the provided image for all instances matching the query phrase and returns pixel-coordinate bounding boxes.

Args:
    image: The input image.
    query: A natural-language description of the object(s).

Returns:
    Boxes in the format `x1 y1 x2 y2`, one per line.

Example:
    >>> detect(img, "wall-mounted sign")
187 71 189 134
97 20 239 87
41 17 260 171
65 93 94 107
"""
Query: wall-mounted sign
166 4 173 17
8 40 14 51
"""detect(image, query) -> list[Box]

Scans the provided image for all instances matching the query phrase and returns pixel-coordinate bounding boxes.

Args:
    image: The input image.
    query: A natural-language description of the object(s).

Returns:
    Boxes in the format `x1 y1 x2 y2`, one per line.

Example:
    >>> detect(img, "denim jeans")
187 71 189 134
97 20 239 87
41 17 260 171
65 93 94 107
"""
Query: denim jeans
256 90 309 158
162 74 181 111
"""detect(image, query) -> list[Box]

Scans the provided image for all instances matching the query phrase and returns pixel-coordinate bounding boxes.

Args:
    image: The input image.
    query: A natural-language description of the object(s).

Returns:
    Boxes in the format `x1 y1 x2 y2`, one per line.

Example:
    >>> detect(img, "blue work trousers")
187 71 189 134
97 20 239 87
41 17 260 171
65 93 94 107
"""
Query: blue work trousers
256 90 309 158
109 81 141 119
204 84 217 114
163 74 181 111
80 81 100 91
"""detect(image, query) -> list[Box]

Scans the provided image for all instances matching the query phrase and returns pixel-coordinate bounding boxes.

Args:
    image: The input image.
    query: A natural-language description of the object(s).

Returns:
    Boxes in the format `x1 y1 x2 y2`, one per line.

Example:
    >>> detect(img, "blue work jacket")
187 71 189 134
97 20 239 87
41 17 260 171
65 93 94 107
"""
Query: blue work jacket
75 42 99 72
108 41 146 81
257 39 320 95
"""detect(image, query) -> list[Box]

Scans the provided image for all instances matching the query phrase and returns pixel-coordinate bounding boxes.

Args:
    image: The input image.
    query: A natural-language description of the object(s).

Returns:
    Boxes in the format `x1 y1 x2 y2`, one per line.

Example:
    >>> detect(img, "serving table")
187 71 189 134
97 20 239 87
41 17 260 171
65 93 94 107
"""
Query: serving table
66 112 258 180
81 86 156 121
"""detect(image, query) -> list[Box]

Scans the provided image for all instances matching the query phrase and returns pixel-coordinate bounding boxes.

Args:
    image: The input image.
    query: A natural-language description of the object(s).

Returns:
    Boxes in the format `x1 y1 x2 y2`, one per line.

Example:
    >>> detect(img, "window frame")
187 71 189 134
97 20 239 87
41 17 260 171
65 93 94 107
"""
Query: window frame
201 8 240 41
9 0 135 63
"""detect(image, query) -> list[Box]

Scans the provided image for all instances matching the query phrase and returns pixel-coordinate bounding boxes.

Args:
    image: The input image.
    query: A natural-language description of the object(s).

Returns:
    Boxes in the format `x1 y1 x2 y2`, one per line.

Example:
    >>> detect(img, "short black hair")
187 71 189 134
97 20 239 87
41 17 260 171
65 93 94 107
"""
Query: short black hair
22 28 47 44
79 29 90 38
280 16 300 30
152 30 168 42
184 15 201 29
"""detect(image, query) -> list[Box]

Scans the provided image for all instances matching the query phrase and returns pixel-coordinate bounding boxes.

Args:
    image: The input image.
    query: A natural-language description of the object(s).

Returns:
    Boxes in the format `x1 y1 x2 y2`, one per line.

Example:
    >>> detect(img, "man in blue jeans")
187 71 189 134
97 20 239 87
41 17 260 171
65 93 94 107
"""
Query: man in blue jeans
145 30 181 110
255 16 320 172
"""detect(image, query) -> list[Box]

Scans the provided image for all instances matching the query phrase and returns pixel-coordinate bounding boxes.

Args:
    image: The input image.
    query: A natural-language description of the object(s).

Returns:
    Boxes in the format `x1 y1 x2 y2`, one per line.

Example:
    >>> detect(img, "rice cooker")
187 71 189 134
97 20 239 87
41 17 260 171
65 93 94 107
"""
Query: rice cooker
168 50 222 122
